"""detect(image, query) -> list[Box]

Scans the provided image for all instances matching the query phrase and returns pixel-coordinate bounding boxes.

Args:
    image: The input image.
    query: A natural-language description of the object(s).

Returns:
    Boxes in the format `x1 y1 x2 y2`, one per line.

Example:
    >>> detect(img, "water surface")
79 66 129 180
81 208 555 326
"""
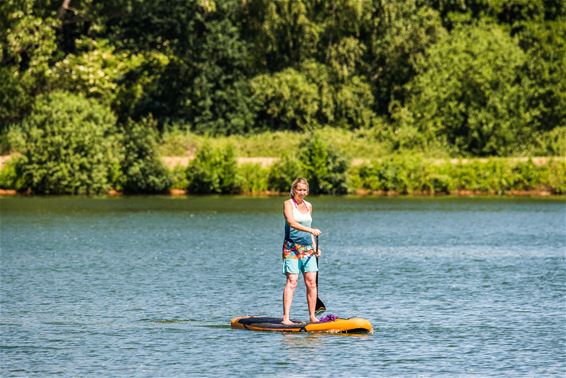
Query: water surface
1 197 565 376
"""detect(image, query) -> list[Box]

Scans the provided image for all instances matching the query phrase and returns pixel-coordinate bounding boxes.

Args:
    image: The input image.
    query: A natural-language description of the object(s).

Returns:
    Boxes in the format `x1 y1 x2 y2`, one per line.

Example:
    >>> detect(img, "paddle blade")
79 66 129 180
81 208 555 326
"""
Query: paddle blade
315 298 326 315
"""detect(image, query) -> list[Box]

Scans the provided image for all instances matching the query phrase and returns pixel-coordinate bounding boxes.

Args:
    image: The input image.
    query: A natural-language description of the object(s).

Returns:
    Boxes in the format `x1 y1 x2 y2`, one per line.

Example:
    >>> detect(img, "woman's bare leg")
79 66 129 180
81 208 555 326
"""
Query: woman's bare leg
304 272 319 323
282 273 298 325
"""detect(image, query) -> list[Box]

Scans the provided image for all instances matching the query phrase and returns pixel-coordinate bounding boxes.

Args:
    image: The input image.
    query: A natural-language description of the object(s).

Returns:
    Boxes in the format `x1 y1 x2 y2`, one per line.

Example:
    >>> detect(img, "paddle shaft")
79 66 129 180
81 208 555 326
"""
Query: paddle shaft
315 235 326 314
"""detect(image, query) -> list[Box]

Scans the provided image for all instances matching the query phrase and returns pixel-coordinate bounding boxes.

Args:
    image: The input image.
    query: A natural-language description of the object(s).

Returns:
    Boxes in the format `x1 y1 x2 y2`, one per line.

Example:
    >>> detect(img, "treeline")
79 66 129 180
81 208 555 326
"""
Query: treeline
0 1 565 195
0 92 564 195
1 0 565 155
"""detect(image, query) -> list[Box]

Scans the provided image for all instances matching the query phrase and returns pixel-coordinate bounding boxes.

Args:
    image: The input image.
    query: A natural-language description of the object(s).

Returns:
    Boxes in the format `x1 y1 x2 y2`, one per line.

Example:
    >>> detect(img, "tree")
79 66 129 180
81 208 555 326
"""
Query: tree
0 1 59 127
298 133 349 194
119 117 171 194
186 144 241 194
368 1 446 115
17 91 121 194
403 23 528 156
516 20 566 135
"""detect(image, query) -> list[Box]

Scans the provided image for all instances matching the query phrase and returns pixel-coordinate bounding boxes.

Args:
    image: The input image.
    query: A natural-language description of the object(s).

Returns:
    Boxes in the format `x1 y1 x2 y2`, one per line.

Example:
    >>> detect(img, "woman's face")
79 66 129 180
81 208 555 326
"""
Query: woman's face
294 183 308 199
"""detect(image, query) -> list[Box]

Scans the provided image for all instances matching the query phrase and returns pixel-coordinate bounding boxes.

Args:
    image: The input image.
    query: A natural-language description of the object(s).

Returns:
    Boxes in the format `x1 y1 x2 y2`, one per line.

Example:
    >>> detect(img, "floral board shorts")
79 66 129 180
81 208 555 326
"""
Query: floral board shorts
281 240 318 275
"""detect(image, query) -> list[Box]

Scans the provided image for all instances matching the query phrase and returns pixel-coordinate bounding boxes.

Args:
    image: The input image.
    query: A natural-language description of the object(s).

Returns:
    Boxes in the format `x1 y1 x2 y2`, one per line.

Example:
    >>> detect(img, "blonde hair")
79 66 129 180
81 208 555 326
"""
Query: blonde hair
290 178 309 197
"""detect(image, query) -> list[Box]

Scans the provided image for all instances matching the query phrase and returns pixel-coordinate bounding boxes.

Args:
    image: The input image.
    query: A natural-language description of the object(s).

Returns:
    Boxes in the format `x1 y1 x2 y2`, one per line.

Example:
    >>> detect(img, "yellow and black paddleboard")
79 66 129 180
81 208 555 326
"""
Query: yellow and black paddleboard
231 316 373 334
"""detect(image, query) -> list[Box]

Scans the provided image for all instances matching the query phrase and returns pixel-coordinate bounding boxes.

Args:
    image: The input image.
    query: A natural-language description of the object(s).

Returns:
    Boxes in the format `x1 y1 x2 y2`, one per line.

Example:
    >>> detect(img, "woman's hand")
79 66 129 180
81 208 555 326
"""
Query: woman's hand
311 228 321 236
315 248 322 257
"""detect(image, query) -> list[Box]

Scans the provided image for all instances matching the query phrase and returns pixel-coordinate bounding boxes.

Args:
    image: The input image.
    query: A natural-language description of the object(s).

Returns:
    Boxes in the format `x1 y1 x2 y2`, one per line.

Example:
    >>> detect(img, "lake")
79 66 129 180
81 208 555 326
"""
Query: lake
1 196 565 376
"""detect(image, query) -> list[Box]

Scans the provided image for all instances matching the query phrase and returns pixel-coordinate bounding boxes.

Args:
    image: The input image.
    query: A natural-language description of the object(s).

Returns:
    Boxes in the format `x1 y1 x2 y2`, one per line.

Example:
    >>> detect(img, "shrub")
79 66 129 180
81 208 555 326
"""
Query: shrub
0 159 22 190
119 117 171 194
422 162 453 194
267 154 304 193
17 91 121 194
186 144 241 194
0 125 25 155
508 160 541 191
169 165 189 190
357 155 427 194
298 134 349 194
544 159 566 194
239 163 269 194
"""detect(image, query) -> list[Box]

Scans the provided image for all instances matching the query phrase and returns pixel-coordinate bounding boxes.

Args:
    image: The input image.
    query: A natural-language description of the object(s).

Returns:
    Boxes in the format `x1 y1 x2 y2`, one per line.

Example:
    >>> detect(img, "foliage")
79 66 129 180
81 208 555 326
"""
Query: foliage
530 127 566 156
545 159 566 194
251 65 320 131
169 165 189 190
186 144 241 194
0 0 564 166
0 5 58 127
99 0 256 133
403 23 529 156
0 125 25 155
369 1 446 115
298 134 349 194
0 158 22 189
516 20 566 136
48 38 171 123
239 163 269 194
16 91 121 194
355 156 565 195
251 60 375 131
119 117 171 194
356 155 433 194
267 153 304 193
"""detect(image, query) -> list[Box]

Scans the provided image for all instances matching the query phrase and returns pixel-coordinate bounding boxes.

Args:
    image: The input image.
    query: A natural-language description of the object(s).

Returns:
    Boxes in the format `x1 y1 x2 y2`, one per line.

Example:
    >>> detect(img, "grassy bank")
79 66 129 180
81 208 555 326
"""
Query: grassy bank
158 127 435 159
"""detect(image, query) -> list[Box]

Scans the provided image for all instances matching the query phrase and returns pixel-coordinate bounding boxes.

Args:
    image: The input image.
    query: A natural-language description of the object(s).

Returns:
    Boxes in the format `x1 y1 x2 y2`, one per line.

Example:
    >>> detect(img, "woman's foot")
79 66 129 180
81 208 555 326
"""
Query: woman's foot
281 319 296 325
309 317 319 323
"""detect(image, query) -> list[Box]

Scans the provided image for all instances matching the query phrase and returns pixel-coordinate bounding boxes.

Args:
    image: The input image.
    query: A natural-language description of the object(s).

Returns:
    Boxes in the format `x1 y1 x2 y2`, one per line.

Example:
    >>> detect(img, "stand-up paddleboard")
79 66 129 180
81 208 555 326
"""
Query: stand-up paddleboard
231 316 373 334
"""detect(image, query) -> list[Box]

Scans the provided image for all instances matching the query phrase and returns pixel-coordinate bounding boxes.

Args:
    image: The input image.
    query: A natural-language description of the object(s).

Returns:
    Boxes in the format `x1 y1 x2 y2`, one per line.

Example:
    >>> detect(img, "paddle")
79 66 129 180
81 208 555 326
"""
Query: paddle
315 235 326 314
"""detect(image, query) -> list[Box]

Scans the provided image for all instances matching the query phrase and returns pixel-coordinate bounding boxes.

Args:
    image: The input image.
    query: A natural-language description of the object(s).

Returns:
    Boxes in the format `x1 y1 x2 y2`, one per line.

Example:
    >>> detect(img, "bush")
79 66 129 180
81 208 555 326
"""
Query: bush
17 91 121 194
357 155 428 194
239 163 269 194
543 159 566 194
186 144 241 194
508 160 541 191
299 134 349 194
0 125 25 155
169 165 189 190
267 154 304 193
0 159 22 190
119 117 171 194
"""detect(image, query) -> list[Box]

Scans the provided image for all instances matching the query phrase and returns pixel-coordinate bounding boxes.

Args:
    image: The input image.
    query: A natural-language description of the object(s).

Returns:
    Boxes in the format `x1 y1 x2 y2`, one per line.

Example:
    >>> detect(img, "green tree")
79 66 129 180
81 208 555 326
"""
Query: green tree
298 134 349 194
243 0 321 71
422 0 557 28
251 65 320 131
267 153 304 193
0 1 58 127
403 23 528 156
17 91 121 194
119 117 171 194
100 0 255 133
368 1 446 115
516 20 566 136
186 144 241 194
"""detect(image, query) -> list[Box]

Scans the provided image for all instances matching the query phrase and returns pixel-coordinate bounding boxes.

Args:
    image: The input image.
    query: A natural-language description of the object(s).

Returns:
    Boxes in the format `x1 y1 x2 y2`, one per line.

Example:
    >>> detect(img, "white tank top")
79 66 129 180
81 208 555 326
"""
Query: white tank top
284 200 312 245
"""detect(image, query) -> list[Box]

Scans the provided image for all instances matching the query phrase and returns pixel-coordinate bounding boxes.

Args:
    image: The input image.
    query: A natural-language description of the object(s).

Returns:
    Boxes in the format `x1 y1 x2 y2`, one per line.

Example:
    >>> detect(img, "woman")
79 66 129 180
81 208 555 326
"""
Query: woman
281 178 322 325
